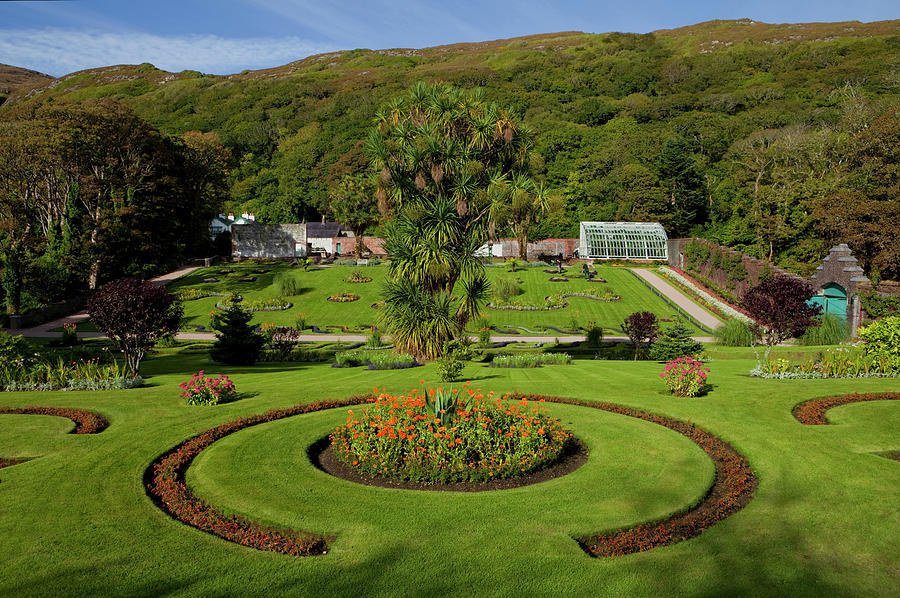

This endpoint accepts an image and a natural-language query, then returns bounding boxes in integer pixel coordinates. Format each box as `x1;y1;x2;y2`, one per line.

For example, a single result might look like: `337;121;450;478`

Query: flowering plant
330;384;572;483
179;371;237;405
660;357;709;397
61;322;80;346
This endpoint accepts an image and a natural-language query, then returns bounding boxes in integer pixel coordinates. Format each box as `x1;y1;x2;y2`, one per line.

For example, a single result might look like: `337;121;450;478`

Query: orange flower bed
330;386;573;484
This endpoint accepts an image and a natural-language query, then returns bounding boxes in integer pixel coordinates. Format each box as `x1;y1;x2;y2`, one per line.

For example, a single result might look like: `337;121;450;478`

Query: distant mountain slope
2;19;899;277
0;63;53;105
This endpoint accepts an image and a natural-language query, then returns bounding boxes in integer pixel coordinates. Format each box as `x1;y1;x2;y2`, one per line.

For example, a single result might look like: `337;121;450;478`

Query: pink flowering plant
179;371;237;405
660;356;710;397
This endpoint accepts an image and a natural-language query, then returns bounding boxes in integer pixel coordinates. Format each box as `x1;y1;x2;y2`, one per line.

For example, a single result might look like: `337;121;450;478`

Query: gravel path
5;264;719;343
629;269;723;330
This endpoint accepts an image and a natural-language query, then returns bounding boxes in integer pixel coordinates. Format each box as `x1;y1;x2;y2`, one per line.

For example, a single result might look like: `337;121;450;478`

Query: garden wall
667;238;803;301
7;295;86;330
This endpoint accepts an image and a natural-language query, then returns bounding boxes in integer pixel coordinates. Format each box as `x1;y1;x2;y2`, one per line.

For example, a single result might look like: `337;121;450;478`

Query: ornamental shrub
857;316;900;373
798;313;848;346
179;371;237;405
210;299;265;366
649;321;703;361
585;321;603;348
88;277;183;377
274;274;301;297
713;318;756;346
330;389;573;483
660;357;710;397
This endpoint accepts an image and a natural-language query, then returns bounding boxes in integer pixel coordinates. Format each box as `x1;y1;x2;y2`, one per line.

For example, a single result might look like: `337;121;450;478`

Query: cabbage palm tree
368;83;532;360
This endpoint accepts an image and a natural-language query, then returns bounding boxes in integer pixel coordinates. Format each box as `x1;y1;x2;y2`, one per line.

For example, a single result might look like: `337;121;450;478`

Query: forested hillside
1;18;899;312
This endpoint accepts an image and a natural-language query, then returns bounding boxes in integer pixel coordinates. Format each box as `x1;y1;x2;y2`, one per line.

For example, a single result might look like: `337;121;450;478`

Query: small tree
88;278;183;377
741;275;821;367
210;298;265;366
328;174;381;259
622;311;659;360
649;321;703;361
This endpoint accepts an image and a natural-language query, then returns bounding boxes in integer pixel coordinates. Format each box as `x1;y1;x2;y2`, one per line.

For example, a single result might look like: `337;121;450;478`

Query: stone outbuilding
231;223;307;259
809;243;870;333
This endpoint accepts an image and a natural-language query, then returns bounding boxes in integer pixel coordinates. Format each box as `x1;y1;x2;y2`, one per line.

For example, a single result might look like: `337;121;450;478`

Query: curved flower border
0;406;109;434
792;392;900;425
144;392;755;558
506;393;756;557
144;396;373;557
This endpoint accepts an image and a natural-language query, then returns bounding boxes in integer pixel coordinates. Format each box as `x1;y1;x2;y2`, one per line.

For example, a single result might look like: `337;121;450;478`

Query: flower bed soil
144;392;755;558
0;406;109;434
507;393;757;558
792;392;900;425
0;457;31;469
312;436;588;492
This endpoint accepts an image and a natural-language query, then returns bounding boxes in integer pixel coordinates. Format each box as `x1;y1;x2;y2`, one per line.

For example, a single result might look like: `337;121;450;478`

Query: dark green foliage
860;290;900;320
210;299;265;366
585;322;604;348
373;83;528;360
4;23;900;279
0;331;34;366
649;321;704;361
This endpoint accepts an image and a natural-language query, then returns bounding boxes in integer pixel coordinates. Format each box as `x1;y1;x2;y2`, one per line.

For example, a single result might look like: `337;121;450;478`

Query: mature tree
367;83;532;360
88;278;183;377
491;175;561;260
622;311;660;360
328;174;381;259
210;298;265;366
814;107;900;280
741;275;821;367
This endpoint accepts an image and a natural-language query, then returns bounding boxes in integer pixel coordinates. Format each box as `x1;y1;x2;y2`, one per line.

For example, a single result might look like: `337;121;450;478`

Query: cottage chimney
227;213;234;220
248;213;255;221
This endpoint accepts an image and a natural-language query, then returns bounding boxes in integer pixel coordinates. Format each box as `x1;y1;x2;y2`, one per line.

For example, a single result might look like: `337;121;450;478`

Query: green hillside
2;19;899;278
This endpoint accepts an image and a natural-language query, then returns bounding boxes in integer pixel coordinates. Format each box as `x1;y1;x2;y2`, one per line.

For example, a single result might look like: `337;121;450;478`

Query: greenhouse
578;222;669;260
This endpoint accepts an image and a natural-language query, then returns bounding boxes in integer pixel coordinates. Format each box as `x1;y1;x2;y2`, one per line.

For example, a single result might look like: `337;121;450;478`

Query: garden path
7;265;202;339
629;269;723;330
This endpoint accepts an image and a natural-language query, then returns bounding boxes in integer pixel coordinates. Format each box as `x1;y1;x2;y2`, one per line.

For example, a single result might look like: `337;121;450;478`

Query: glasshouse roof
578;222;669;260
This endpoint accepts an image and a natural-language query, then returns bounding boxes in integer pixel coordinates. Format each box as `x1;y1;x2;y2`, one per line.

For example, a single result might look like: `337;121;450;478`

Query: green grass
169;263;704;335
0;344;898;597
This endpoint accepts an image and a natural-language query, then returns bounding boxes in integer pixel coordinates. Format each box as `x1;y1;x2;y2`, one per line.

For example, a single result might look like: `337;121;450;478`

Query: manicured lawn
169;262;706;335
0;345;897;597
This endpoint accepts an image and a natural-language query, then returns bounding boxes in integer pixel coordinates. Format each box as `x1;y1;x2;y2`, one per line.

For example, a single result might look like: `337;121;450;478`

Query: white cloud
0;28;338;76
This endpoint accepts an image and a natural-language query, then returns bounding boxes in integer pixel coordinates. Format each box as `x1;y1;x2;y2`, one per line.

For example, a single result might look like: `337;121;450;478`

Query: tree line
0;99;229;314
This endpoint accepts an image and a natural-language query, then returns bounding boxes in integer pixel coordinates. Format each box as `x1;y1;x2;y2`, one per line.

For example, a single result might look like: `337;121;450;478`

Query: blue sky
1;0;897;77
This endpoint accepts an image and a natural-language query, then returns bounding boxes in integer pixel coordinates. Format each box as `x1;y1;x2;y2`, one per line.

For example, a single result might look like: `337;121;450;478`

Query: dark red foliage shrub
792;392;900;425
506;393;757;557
621;312;659;360
145;395;373;557
0;406;109;434
741;276;821;361
88;277;183;377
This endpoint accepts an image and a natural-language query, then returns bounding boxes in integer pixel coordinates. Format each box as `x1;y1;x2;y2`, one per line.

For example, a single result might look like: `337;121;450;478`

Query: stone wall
7;295;86;330
667;238;802;299
232;223;306;259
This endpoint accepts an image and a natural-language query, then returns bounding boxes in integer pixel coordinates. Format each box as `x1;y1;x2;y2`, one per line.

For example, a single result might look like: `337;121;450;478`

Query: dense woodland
1;19;899;313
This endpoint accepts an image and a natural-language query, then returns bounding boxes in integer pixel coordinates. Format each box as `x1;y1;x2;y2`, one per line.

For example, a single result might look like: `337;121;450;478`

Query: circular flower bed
328;292;360;303
330;388;573;484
